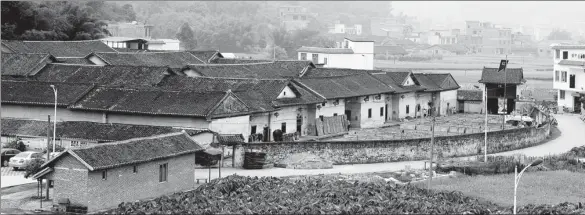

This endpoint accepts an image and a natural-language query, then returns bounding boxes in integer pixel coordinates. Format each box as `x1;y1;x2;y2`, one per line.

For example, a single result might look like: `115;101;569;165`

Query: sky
392;1;585;31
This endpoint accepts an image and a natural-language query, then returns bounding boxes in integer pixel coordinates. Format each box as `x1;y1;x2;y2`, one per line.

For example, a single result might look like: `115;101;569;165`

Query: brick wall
84;154;196;212
49;156;89;207
241;123;551;166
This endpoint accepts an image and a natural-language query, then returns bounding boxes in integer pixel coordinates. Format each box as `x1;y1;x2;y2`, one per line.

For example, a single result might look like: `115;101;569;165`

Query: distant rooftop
297;46;354;54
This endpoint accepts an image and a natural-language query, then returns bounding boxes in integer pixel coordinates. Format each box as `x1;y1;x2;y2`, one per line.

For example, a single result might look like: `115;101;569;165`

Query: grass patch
420;170;585;207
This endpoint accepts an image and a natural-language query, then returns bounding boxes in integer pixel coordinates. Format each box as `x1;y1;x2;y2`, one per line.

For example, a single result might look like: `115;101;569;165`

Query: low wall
239;123;551;166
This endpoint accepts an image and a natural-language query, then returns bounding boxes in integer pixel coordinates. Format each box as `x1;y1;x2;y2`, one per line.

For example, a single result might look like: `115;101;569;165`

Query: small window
159;163;168;182
380;107;384;116
251;125;257;135
406;105;410;114
300;53;307;60
555;50;560;59
133;165;137;174
102;170;107;180
560;90;565;100
322;102;326;106
319;115;324;121
368;108;372;118
563;51;568;59
281;123;286;132
71;141;79;147
555;70;559;82
324;58;328;65
333;113;338;116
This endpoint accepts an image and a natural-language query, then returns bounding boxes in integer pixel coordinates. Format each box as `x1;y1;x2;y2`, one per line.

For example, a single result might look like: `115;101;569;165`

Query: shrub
42;144;66;153
4;139;27;151
24;159;45;179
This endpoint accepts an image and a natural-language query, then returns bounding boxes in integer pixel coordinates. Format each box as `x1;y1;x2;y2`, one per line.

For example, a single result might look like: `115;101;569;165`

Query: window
281;123;287;132
324;58;328;65
562;71;567;82
555;70;559;82
300;53;307;60
133;165;137;174
293;15;298;20
560;90;565;100
406;105;410;114
251;125;257;135
312;54;318;63
71;141;79;147
301;16;306;20
563;51;568;59
319;115;324;121
380;107;384;116
555;50;560;59
102;170;107;180
322;102;326;106
159;163;168;182
333;113;338;116
368;109;372;118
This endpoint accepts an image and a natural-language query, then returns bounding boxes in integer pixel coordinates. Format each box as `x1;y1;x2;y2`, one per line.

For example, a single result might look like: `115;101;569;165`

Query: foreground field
105;175;585;214
423;170;585;207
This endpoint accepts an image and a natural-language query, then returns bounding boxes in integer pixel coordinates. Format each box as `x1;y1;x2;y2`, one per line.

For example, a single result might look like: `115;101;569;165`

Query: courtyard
332;114;520;141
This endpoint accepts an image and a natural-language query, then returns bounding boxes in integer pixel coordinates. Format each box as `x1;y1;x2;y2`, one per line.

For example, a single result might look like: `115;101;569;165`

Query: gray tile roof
1;118;213;142
93;52;206;68
479;67;525;84
1;80;94;107
1;53;55;76
295;72;393;99
185;60;314;78
186;50;222;63
42;132;204;171
2;40;116;57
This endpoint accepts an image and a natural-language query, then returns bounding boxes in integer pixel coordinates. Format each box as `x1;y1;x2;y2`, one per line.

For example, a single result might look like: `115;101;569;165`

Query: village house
551;44;585;113
421;45;469;56
33;132;204;212
1;40;116;64
1;118;215;150
297;37;374;70
457;90;484;113
99;37;181;51
277;5;314;31
181;60;315;79
328;23;363;35
369;70;460;120
373;45;408;60
479;67;525;114
294;68;394;129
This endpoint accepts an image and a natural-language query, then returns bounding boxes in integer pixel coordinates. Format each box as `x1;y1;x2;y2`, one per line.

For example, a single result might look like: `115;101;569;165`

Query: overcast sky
392;1;585;30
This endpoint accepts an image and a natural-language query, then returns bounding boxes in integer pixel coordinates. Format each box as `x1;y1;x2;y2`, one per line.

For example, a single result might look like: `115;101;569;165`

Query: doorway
385;104;388;121
296;114;302;134
569;74;576;89
575;96;582;113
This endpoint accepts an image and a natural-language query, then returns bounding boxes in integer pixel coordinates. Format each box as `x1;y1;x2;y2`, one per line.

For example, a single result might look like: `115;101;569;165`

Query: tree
3;139;26;151
176;22;197;50
548;29;572;40
402;24;414;39
24;159;44;179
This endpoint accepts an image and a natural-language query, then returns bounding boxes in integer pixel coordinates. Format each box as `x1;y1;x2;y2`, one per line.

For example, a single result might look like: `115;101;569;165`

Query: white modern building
328;24;363;35
551;44;585;113
297;38;374;70
100;37;181;51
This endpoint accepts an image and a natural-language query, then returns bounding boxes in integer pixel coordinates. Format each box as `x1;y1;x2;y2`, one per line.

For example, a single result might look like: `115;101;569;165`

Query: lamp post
513;159;543;214
50;85;57;153
427;93;436;190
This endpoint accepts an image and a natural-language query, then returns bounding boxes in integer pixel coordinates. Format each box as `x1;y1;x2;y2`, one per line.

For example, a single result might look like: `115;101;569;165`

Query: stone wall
241;123;551;166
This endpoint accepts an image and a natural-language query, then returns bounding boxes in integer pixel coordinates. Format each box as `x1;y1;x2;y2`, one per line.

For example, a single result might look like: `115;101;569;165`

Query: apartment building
551;44;585;113
297;38;374;70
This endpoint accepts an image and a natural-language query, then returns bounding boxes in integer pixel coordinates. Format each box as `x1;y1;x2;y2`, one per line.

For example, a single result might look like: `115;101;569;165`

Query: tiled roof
211;58;272;64
157;76;324;111
369;71;425;93
550;44;585;50
301;67;372;78
2;40;116;57
32;64;171;88
186;50;222;63
558;60;585;66
479;67;525;84
1;118;213;142
70;86;249;118
185;60;314;78
374;45;408;55
216;134;245;145
457;90;483;101
297;46;354;54
42;132;204;171
112;48;153;53
295;73;393;99
345;37;375;42
1;53;55;76
413;73;460;92
55;57;94;65
1;80;94;107
93;52;205;68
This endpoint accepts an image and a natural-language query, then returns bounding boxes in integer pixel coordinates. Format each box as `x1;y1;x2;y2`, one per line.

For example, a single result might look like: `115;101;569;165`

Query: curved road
201;114;585;179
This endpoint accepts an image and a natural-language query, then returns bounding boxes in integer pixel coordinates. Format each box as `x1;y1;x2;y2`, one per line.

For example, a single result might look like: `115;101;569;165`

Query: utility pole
427;94;436;190
502;55;508;130
46;115;51;200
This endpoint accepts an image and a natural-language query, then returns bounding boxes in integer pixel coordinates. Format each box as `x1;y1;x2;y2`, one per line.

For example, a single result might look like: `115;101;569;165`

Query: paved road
198;114;585;180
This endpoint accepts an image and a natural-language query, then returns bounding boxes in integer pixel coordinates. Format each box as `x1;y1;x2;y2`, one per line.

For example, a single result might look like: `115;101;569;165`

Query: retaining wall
238;123;551;166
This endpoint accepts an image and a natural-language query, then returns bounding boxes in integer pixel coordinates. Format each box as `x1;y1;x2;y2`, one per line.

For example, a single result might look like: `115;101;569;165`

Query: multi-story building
427;29;460;45
328;23;363;35
277;6;313;31
102;21;180;51
106;21;154;39
462;21;512;55
297;38;374;70
551;44;585;113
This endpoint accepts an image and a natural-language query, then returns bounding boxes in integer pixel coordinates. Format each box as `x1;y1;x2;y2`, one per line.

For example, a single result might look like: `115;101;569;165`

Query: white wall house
297;38;374;70
328;24;362;35
100;37;180;51
551;44;585;113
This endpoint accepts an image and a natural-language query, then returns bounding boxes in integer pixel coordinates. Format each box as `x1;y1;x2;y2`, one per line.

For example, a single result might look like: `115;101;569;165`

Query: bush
4;139;26;151
24;159;45;178
42;144;66;153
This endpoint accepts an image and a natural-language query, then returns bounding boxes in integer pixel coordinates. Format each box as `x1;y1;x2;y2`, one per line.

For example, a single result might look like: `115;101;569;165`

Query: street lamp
513;159;543;215
50;85;57;153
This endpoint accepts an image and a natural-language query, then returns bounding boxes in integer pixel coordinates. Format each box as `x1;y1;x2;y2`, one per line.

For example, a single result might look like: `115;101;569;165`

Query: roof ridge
71;131;187;150
21;40;103;43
